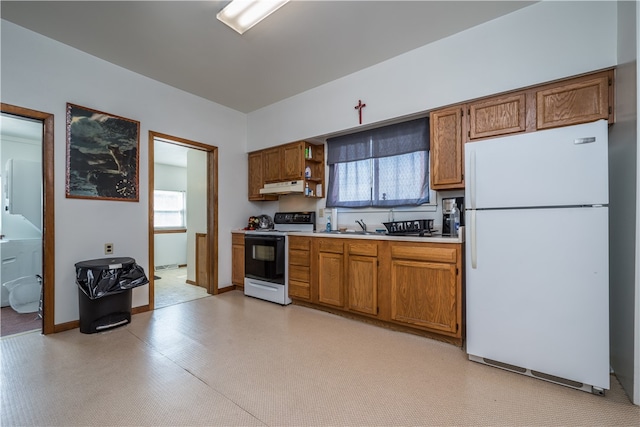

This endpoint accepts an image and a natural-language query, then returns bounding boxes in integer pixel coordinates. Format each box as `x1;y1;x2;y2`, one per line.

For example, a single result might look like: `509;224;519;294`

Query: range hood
259;180;305;195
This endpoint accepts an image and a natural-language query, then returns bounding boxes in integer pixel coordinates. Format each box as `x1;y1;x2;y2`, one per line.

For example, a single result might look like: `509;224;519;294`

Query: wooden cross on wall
354;99;366;124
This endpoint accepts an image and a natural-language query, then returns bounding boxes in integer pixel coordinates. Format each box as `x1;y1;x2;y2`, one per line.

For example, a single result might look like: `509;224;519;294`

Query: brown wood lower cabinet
196;233;208;288
288;236;311;300
315;238;345;308
390;259;457;333
346;241;378;316
289;236;463;346
231;233;245;288
389;243;460;335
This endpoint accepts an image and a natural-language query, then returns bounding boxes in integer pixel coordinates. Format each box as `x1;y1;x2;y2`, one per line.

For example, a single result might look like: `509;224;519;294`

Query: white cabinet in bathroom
4;159;42;231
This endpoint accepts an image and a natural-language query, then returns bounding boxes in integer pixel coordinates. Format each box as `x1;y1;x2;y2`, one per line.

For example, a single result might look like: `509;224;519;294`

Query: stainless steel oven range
244;211;315;305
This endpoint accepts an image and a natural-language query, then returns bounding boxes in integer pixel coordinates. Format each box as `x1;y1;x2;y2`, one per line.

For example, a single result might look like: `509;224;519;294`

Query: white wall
154;163;187;268
609;0;639;405
250;1;619;231
1;20;251;324
247;1;617;150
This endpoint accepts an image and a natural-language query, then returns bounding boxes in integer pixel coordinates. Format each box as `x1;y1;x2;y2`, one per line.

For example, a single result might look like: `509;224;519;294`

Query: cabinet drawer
289;236;310;250
347;241;378;257
289;280;310;300
289;265;310;282
232;233;244;245
289;249;310;266
318;239;344;254
391;245;457;264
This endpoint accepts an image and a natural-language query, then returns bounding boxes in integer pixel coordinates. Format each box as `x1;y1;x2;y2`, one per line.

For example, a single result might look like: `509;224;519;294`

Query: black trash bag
75;257;149;299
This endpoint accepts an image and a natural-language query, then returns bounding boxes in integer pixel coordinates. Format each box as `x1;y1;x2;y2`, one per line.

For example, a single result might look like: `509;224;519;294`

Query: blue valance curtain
326;117;430;208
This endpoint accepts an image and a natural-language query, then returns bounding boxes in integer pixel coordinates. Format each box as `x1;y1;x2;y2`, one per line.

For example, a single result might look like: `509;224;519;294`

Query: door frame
148;131;218;309
1;103;55;335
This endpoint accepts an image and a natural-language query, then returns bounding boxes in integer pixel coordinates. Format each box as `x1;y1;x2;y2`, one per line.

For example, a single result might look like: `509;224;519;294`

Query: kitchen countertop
233;228;464;244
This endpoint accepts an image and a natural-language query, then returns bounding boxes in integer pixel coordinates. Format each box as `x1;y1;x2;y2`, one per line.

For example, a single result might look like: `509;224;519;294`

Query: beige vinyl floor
1;290;638;427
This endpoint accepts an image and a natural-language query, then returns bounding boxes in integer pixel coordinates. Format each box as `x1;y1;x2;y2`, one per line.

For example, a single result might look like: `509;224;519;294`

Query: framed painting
66;103;140;201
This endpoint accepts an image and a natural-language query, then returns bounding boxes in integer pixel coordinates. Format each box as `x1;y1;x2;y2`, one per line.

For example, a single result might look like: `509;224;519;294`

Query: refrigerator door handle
470;210;477;269
574;136;596;145
469;149;476;209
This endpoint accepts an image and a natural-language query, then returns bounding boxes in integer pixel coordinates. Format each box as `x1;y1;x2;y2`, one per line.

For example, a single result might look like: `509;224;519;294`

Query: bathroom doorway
0;104;55;336
148;131;218;310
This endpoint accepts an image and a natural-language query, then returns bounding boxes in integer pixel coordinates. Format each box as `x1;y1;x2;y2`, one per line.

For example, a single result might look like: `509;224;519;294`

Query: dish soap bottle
451;205;460;237
326;214;332;232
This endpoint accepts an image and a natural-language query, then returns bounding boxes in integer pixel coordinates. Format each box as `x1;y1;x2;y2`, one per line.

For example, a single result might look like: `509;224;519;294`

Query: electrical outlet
104;243;114;255
319;208;325;218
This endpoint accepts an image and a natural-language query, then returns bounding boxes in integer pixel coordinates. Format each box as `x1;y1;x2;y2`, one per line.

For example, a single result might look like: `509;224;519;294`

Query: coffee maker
442;197;464;236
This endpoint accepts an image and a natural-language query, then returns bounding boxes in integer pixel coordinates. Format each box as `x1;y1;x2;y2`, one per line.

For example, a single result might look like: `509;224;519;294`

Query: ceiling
1;1;536;114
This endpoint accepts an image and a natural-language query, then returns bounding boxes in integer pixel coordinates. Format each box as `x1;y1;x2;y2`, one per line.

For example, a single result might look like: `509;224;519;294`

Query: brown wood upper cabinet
248;141;325;200
467;92;527;140
263;141;306;182
430;106;464;190
535;71;612;130
429;69;614;191
248;151;277;201
262;146;282;183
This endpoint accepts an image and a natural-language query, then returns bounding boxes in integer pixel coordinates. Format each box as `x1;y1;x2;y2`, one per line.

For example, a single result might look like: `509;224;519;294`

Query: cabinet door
262;147;281;182
281;142;304;181
390;259;457;334
536;73;610;130
231;234;244;287
248;151;277;201
317;251;344;308
248;152;263;200
347;255;377;315
430;106;464;189
468;93;526;140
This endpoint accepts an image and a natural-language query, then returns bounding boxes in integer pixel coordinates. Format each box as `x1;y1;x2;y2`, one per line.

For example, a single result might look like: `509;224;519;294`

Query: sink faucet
356;219;367;232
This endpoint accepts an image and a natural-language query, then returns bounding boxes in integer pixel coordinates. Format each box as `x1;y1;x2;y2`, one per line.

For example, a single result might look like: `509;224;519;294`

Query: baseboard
54;320;78;333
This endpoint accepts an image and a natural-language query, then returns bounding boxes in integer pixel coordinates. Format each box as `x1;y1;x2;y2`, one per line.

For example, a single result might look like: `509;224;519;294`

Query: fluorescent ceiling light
217;0;290;35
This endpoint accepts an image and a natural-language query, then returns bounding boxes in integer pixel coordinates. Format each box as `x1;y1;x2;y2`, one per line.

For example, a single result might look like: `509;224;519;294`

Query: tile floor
1;290;638;426
154;267;210;309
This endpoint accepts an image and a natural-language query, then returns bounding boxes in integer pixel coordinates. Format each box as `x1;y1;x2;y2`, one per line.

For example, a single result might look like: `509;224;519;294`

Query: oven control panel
274;211;315;225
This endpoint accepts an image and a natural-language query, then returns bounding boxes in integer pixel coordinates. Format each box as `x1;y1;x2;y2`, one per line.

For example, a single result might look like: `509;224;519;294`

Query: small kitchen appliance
244;212;315;305
442;197;464;236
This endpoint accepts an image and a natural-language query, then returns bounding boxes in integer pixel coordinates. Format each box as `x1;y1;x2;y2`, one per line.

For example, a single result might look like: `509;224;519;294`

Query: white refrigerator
464;119;610;394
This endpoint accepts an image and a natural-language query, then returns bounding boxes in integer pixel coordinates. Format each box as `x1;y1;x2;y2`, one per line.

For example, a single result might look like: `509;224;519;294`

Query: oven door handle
244;235;285;242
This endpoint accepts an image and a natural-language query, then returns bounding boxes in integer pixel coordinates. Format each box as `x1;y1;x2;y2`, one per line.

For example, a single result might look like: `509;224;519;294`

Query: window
326;118;430;208
154;190;186;228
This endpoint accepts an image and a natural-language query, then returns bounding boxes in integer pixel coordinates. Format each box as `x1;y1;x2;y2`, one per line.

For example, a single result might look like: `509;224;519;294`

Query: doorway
148;131;218;310
0;103;55;335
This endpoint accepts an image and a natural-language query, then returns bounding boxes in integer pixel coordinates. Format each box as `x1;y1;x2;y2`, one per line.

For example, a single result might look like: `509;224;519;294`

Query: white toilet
2;275;42;314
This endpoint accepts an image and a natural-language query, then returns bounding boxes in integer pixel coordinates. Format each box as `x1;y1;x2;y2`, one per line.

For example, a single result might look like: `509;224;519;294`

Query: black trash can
75;257;149;334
